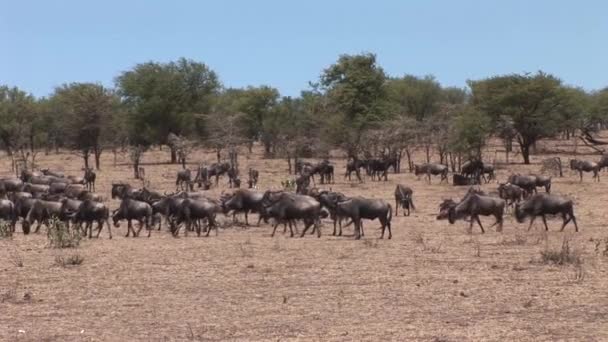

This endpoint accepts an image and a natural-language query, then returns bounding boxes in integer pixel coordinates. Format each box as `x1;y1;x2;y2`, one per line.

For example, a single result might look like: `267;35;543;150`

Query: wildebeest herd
1;154;604;241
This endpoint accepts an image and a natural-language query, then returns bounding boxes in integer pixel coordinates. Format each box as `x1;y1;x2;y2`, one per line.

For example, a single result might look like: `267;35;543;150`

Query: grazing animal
262;191;324;238
311;160;334;184
335;197;392;239
461;159;484;184
414;163;449;184
221;189;267;226
368;159;390;181
112;198;153;237
570;159;600;182
394;184;415;216
83;168;96;191
507;174;537;197
497;183;524;210
111;183;137;200
317;190;349;236
69;200;112;239
515;194;578;232
247;168;259;188
174;198;222;237
446;193;505;233
0;199;17;233
176;169;194;191
13;195;36;234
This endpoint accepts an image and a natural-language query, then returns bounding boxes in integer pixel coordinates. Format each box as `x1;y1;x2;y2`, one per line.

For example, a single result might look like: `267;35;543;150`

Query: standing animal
151;193;188;230
173;198;222;237
394;184;415;216
221;189;267;226
247;168;259;188
227;167;240;188
497;183;524;210
334;197;392;239
344;159;366;182
414;163;449;184
262;191;324;238
461;159;484;184
13;195;35;234
317;190;349;236
83;168;96;191
532;174;552;193
482;164;495;183
1;178;24;192
23;200;63;233
207;162;231;185
112;198;153;237
69;200;112;239
176;169;194;191
0;199;17;233
41;169;65;178
446;193;505;233
515;194;578;232
507;174;537;197
570;159;600;182
22;183;50;196
111;183;137;200
368;159;390;181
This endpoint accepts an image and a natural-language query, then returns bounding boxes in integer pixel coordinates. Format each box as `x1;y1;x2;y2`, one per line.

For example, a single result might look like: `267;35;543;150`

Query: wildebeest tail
320;207;330;219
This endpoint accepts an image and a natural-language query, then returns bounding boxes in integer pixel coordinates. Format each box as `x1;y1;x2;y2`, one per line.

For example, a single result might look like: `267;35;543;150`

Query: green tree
469;72;565;164
51;83;118;169
385;75;442;121
320;53;387;158
116;58;220;162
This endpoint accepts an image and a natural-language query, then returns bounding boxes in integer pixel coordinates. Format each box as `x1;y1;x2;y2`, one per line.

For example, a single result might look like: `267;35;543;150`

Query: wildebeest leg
474;215;485;233
271;222;280;237
527;216;537;231
579;170;583;182
88;222;94;238
135;219;144;237
314;218;321;238
541;215;549;231
300;221;311;237
571;213;579;232
245;212;249;226
359;220;365;237
95;221;103;238
559;213;571;232
105;219;113;239
126;220;133;237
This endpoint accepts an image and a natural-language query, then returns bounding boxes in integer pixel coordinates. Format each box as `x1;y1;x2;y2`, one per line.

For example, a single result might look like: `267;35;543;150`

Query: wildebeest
445;192;505;233
461;159;484;184
497;183;524;210
482;164;495;183
112;198;153;237
453;174;478;186
20;169;43;182
23;200;63;233
1;178;24;192
152;193;188;230
83;168;96;191
207;162;231;185
227;167;240;188
68;200;112;239
176;169;194;191
41;168;65;178
367;159;390;181
317;190;349;236
507;174;537;197
22;183;50;196
414;163;449;184
13;195;36;234
247;168;259;189
515;193;578;232
262;191;324;238
111;183;137;200
570;159;600;182
311;160;334;184
48;181;69;194
394;184;415;216
295;173;312;195
0;199;17;233
221;189;267;226
335;197;392;239
173;198;222;237
344;159;366;182
532;174;552;193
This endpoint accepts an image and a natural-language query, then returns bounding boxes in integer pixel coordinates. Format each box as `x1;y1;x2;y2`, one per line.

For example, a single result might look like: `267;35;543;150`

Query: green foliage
116;58;220;146
0;220;12;239
385;75;443;121
449;106;491;157
0;86;42;155
469;71;565;163
47;217;81;249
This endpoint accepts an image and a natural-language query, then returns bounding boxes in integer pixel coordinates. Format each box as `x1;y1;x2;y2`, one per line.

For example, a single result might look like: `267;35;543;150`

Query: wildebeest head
514;203;526;223
436;199;457;220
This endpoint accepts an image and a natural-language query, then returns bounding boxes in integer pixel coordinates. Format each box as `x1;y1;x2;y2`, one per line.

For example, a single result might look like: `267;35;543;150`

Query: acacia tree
469;72;565;164
385;75;443;121
116;58;220;163
320;53;388;160
51;83;117;169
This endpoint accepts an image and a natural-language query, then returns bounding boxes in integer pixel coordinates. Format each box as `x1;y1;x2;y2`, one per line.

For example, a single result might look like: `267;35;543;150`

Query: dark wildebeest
83;168;96;191
41;169;65;178
227;167;240;188
295;160;314;175
49;181;69;194
13;194;35;234
112;198;153;237
23;200;63;233
532;174;552;193
515;193;578;232
1;178;24;192
394;184;415;216
173;198;222;237
76;191;104;203
507;174;537;197
335;197;392;239
0;199;17;233
368;159;390;181
311;161;334;184
461;159;484;184
221;189;267;226
207;162;231;185
453;174;478;186
445;192;505;233
111;183;138;200
414;163;448;184
20;169;43;183
317;190;349;236
68;200;112;239
262;191;324;238
482;164;495;183
344;159;366;182
176;169;194;191
570;159;600;182
247;168;259;189
22;183;50;196
67;175;85;185
152;193;188;230
497;183;524;211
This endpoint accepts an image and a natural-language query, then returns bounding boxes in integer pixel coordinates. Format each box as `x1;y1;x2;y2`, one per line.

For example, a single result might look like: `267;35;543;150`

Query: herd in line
0;153;605;240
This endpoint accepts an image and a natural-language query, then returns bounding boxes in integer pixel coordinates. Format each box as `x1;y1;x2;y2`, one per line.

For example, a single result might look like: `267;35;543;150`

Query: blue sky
2;0;607;97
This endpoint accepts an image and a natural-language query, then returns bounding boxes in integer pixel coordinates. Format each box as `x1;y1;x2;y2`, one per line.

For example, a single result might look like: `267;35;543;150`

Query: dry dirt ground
1;139;608;341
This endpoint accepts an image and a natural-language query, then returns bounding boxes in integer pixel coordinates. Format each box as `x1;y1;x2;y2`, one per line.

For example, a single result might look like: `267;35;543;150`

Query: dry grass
1;138;608;340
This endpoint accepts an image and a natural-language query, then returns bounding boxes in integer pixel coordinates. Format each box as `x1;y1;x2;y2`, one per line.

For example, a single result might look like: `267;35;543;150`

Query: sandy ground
1;139;608;341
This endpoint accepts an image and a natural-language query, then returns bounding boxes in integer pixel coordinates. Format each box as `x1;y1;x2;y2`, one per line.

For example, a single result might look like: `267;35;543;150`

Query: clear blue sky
2;0;607;98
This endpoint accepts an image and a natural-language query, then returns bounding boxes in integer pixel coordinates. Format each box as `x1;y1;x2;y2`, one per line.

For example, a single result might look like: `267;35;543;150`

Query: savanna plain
1;138;608;342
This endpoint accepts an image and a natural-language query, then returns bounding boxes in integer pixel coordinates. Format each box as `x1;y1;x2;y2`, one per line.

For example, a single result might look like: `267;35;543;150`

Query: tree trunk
170;148;177;164
405;148;413;172
248;141;253;153
520;143;531;164
94;145;102;170
287;155;292;174
133;159;140;179
425;145;431;163
216;149;221;163
83;150;90;169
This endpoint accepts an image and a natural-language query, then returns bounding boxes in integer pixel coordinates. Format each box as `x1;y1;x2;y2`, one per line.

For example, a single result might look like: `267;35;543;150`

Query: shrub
54;254;84;267
540;237;582;266
0;220;12;239
47;217;81;248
